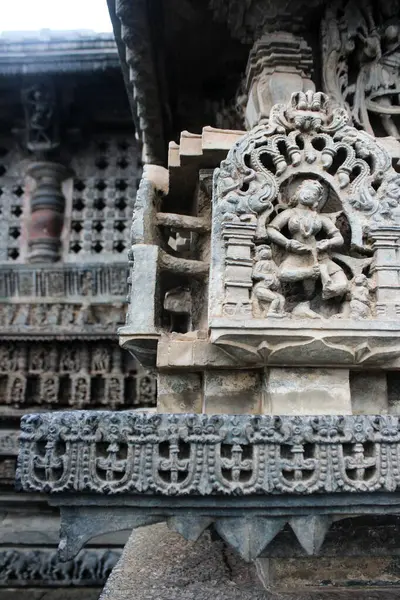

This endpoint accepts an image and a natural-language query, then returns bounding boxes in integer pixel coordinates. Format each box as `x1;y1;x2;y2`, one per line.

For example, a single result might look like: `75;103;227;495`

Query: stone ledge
16;412;400;496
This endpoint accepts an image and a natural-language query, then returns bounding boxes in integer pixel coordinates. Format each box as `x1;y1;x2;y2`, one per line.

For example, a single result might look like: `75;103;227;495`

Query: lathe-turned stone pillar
244;31;315;128
27;161;70;263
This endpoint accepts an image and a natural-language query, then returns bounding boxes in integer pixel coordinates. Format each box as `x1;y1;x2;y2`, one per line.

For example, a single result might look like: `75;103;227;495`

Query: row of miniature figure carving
0;265;129;298
0;302;125;328
0;548;120;585
1;372;156;408
0;342;133;374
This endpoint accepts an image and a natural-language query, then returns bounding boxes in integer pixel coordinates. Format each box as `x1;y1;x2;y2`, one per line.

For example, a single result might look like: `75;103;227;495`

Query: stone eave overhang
107;0;167;165
0;33;120;75
16;411;400;561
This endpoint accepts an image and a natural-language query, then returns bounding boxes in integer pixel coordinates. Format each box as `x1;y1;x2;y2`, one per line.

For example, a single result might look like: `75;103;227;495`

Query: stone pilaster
27;161;70;263
222;219;256;316
370;226;400;319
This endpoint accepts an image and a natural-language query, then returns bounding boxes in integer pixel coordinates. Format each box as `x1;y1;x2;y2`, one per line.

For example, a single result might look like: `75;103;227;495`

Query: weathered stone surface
215;517;285;561
204;370;262;414
351;372;389;415
264;368;351;415
260;554;400;593
1;591;101;600
100;523;266;600
17;411;400;495
158;373;203;413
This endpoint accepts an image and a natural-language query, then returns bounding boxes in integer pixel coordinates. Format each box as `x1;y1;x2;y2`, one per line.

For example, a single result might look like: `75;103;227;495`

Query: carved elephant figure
25;551;43;580
49;553;73;581
12;551;37;580
100;550;120;579
73;551;100;581
44;552;72;581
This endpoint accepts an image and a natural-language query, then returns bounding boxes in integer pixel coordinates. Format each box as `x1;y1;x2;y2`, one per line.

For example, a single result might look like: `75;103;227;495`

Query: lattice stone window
0;141;26;263
69;136;140;258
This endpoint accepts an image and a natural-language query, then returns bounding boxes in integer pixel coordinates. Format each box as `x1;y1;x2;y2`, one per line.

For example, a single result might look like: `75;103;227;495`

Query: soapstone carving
322;0;400;138
212;91;400;322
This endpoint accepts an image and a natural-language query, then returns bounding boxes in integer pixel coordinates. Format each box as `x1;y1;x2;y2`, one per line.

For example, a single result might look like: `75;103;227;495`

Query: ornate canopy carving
214;91;399;248
209;92;400;364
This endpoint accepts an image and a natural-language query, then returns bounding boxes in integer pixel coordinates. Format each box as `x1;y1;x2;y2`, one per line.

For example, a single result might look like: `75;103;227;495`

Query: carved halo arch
214;91;400;250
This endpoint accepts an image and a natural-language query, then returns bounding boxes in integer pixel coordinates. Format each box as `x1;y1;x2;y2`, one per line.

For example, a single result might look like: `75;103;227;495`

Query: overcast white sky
1;0;113;33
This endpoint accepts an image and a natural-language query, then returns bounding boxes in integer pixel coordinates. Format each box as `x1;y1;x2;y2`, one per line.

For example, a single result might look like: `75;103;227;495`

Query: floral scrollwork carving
16;412;400;496
212;91;400;320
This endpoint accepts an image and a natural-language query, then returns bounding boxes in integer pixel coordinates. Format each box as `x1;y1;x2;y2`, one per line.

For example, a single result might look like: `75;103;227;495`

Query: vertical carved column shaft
370;226;400;319
244;32;315;128
222;221;256;316
27;161;70;263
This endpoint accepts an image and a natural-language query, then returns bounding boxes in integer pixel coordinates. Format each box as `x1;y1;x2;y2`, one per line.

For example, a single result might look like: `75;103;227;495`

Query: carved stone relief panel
0;264;129;299
0;548;121;587
0;341;156;411
209;92;400;364
0;302;125;333
68;135;140;260
17;412;400;496
212;92;389;319
22;82;59;153
322;0;400;139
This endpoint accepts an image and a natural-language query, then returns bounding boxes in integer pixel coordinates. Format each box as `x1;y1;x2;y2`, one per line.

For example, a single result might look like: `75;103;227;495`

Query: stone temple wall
0;127;156;598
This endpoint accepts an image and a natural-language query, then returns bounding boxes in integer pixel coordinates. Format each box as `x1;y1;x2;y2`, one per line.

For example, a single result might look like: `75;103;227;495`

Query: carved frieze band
0;302;125;333
17;412;400;495
0;548;120;586
0;264;128;298
0;342;156;409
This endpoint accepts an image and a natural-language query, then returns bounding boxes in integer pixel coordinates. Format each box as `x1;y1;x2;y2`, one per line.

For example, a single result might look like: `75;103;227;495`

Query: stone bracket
57;505;162;561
